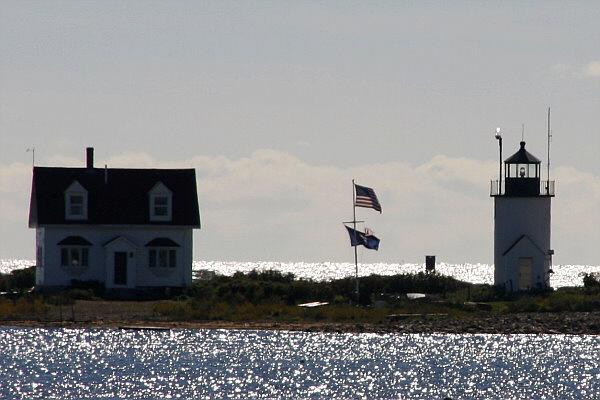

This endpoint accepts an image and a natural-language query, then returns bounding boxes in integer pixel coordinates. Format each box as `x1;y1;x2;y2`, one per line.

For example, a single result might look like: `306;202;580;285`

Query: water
3;259;599;288
191;260;600;288
2;260;599;398
0;327;597;399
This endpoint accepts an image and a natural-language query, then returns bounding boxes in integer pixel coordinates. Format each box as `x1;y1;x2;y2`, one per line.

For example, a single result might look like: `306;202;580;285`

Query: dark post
425;255;435;273
352;180;359;305
495;129;502;194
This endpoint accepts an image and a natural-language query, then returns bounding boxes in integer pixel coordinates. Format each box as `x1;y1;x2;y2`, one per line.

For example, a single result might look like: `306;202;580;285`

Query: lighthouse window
508;164;517;178
508;164;538;178
529;164;538;178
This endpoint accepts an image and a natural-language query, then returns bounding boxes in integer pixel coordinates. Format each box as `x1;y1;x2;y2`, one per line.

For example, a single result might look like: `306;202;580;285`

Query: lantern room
504;141;542;196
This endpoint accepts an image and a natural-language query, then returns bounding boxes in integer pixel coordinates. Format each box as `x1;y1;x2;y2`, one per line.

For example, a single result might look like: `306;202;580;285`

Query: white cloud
583;61;600;77
1;150;598;265
0;163;32;239
553;166;600;233
0;162;31;194
42;155;86;168
552;61;600;78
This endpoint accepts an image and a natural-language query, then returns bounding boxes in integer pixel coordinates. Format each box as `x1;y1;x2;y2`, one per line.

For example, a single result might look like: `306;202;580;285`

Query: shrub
0;266;36;293
186;269;335;305
583;273;600;294
545;292;584;312
70;280;105;297
331;272;471;305
67;288;96;300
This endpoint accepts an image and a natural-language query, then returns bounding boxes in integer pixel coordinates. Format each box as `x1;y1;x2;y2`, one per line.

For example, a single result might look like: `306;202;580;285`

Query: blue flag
345;226;380;250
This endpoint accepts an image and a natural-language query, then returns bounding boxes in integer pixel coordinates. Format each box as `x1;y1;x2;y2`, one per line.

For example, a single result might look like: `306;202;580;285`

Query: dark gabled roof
103;236;139;248
57;236;93;246
505;141;541;164
29;167;201;227
145;238;181;247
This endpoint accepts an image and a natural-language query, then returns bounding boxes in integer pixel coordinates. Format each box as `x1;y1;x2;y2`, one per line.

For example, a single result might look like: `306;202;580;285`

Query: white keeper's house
28;148;201;294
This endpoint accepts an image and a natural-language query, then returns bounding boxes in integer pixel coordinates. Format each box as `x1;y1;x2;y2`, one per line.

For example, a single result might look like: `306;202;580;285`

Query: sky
1;1;599;265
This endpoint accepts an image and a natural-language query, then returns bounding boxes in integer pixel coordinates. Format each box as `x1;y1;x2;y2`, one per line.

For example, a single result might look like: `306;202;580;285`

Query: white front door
104;237;137;289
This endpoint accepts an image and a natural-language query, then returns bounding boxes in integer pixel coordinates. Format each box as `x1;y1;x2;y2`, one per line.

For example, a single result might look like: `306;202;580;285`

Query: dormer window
153;196;169;216
65;181;88;220
69;194;84;214
149;182;172;222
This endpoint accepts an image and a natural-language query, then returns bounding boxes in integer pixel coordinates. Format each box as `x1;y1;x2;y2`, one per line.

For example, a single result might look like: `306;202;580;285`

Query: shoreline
3;311;600;335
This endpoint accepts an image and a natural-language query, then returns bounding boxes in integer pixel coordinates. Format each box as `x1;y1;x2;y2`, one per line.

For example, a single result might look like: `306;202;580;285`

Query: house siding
37;226;193;288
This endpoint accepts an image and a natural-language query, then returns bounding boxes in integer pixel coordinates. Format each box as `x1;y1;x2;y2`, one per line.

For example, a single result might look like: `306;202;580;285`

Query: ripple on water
2;259;599;287
0;327;599;399
192;260;600;288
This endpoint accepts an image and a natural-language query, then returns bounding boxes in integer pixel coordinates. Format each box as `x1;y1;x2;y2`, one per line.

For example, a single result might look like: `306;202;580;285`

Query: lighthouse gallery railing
490;180;555;196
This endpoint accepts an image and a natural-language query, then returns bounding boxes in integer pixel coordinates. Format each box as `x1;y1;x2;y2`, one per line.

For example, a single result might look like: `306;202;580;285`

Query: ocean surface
2;259;600;288
1;260;600;399
1;327;599;400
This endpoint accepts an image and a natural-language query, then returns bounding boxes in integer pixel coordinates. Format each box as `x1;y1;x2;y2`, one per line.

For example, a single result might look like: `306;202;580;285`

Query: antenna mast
547;107;552;187
26;147;35;167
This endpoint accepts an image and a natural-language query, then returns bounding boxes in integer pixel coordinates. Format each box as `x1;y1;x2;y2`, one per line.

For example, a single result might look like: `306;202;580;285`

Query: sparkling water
2;259;599;288
192;260;600;288
0;327;598;399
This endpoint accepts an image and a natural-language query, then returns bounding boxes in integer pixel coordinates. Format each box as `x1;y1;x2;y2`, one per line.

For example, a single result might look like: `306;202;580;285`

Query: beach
2;300;599;335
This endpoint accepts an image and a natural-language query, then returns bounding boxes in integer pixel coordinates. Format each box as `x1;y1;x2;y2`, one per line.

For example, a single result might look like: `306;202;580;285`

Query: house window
68;194;85;216
153;196;169;217
57;236;92;267
148;248;177;268
61;247;89;267
149;182;172;221
146;237;179;268
37;246;44;268
65;181;88;220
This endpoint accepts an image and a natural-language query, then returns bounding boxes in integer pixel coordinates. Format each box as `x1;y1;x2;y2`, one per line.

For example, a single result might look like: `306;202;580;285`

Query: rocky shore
3;311;600;335
368;311;600;335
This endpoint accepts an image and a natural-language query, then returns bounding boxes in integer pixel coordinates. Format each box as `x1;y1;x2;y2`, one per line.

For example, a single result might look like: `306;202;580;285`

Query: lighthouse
491;132;555;292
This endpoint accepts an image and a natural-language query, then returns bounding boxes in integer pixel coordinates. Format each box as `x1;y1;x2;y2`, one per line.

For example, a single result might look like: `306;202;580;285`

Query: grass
147;271;508;323
490;290;600;313
149;270;600;323
2;268;600;325
0;297;49;318
151;299;462;324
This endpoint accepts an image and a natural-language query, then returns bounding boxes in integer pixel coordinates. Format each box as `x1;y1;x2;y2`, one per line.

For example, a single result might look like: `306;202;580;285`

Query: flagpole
352;179;359;305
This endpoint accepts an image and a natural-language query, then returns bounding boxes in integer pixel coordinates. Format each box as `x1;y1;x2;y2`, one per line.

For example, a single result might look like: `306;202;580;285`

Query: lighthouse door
518;257;533;290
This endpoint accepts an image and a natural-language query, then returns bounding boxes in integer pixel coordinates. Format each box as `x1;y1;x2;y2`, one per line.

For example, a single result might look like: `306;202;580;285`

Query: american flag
354;184;382;213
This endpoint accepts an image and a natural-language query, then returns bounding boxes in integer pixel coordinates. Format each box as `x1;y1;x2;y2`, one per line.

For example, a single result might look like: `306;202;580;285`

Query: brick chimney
86;147;94;169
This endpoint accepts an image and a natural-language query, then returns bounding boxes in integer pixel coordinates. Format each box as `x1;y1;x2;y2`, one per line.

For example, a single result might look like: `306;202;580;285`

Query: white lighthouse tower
491;132;555;292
